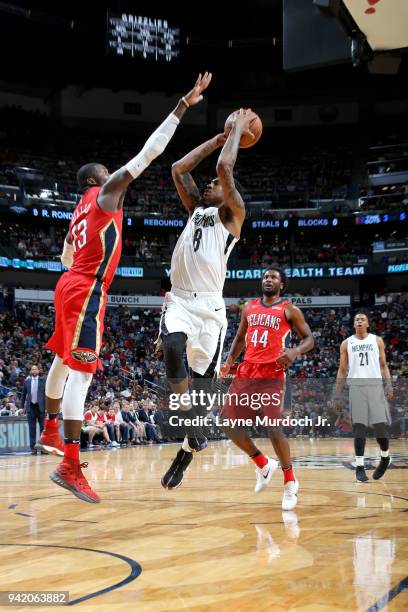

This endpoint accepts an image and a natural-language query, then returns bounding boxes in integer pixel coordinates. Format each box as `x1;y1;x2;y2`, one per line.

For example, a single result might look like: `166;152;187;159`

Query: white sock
182;437;193;453
355;456;364;467
380;450;389;458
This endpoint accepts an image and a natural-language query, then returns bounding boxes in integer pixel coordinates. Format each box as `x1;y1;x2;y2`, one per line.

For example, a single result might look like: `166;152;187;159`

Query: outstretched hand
184;72;212;106
228;108;256;142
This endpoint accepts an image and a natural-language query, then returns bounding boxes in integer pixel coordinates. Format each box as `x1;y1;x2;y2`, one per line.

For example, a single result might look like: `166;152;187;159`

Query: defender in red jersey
220;267;314;510
36;73;213;503
45;187;123;374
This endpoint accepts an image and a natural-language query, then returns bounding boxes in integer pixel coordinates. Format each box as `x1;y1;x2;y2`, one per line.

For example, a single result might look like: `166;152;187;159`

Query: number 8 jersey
346;333;381;379
170;206;238;293
69;186;123;290
244;298;292;365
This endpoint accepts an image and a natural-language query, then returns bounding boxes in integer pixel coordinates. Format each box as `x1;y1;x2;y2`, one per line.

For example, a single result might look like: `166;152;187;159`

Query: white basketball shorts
159;288;227;376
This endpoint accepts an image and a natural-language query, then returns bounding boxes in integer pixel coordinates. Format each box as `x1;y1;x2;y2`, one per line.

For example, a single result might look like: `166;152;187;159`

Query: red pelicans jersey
244;298;292;365
69;186;123;289
45;186;123;373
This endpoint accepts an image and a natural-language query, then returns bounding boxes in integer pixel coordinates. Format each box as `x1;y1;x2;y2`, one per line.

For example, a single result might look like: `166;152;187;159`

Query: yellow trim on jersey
281;329;290;351
95;283;105;352
97;219;120;281
71;279;97;350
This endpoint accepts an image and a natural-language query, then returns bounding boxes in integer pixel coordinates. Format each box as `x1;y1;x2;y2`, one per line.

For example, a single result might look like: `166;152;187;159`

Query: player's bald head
77;163;109;191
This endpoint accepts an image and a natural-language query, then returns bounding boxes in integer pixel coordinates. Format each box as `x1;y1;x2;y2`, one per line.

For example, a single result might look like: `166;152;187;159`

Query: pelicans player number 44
220;267;314;510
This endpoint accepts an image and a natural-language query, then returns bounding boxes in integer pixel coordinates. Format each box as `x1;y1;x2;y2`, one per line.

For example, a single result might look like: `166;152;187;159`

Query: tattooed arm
216;108;254;237
172;133;227;213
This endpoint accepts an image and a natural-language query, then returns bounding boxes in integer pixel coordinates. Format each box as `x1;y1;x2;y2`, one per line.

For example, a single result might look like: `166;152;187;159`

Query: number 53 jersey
69;186;123;289
45;186;123;373
170;206;237;293
244;298;292;366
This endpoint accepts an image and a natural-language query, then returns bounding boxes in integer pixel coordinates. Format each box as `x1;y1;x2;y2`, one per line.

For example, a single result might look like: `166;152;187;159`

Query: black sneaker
161;448;194;489
356;466;369;482
373;456;391;480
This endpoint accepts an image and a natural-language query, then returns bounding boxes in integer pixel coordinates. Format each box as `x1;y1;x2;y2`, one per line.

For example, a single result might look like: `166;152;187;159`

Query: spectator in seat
83;404;111;448
97;404;119;447
138;401;160;443
128;399;146;443
113;401;132;445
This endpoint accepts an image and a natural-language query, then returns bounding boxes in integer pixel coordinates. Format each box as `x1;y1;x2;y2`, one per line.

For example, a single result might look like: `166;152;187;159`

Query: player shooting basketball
160;108;259;490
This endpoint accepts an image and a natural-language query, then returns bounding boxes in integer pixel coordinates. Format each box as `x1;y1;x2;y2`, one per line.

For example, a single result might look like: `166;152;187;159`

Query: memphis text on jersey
192;210;215;227
351;343;375;353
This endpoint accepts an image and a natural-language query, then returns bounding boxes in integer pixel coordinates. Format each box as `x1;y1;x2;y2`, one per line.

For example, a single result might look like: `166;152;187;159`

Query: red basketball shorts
45;271;107;373
222;361;286;423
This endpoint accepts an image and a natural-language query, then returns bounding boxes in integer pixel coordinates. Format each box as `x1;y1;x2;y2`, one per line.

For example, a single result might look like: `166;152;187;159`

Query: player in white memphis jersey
160;108;256;490
334;311;393;482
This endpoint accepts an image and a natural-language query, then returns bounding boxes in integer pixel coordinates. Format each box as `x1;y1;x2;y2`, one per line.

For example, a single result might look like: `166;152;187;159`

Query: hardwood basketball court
0;439;407;611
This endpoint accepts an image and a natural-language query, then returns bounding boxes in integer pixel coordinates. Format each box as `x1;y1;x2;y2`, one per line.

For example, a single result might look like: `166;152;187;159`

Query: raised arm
216;108;255;237
97;72;212;212
172;133;227;213
219;304;248;377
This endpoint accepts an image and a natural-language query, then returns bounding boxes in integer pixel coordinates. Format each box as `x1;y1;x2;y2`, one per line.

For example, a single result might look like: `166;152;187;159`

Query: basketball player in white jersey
334;311;393;482
160;108;255;489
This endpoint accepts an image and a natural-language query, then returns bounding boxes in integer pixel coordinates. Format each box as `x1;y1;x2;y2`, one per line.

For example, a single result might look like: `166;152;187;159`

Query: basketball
224;110;263;148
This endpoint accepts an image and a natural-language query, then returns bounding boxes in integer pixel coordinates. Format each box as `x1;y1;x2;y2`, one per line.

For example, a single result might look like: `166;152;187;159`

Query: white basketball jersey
170;206;238;293
346;333;382;379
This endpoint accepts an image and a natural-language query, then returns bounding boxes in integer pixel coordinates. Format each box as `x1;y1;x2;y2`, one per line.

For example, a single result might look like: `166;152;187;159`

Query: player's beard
263;287;279;297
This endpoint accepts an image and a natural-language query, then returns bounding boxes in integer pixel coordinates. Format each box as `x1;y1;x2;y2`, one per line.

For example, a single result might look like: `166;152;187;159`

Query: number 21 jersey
69;186;123;290
170;206;238;293
346;333;381;379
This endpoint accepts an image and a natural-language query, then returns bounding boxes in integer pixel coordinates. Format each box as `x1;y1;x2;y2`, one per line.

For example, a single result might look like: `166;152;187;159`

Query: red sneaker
50;459;101;503
35;428;64;456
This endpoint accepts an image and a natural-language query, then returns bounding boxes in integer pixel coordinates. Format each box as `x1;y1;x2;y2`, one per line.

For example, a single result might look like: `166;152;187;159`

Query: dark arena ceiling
0;0;407;101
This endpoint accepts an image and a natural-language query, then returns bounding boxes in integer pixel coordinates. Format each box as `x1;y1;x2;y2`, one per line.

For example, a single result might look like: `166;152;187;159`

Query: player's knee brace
62;369;93;420
45;355;70;399
163;332;188;381
373;422;388;438
191;370;214;415
353;423;366;438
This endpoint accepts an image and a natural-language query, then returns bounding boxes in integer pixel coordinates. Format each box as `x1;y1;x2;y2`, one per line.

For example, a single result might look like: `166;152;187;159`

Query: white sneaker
254;457;278;493
110;441;119;447
282;479;299;510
